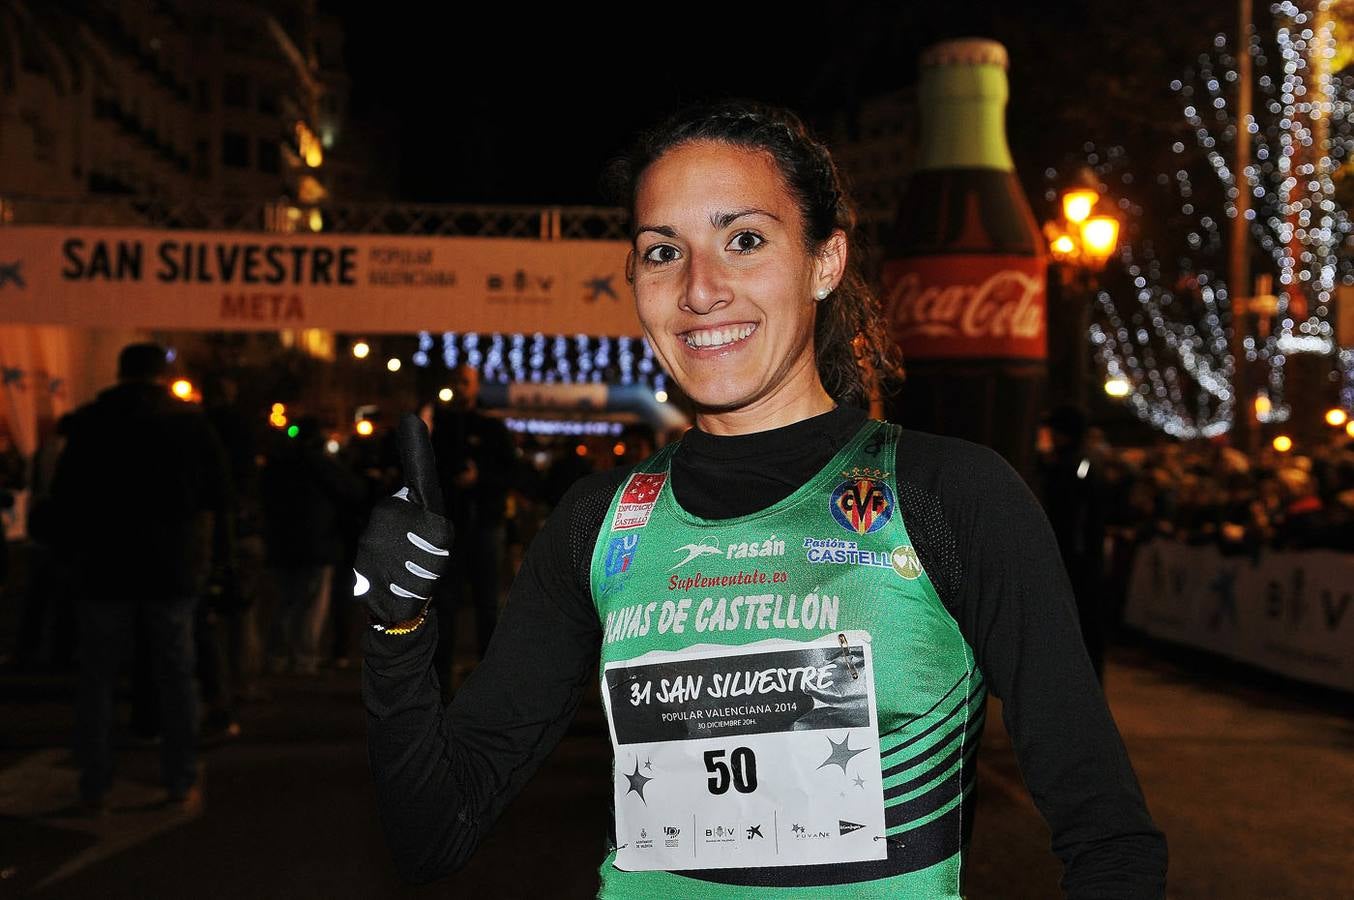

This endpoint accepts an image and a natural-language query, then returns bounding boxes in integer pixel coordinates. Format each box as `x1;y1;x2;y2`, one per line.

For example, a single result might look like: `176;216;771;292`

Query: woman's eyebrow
634;224;678;240
711;207;781;229
633;208;781;241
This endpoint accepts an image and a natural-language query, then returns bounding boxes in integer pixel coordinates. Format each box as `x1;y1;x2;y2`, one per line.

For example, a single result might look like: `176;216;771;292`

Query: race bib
601;632;887;871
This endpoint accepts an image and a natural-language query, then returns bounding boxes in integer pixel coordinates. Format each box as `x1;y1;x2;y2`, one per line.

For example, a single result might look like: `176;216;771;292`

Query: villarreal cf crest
829;468;895;535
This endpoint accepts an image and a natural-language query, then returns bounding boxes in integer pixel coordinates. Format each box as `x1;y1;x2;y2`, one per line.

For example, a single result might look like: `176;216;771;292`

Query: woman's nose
681;249;732;315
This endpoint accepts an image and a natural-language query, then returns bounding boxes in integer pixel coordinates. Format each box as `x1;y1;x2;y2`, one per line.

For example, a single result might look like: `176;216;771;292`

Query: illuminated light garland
504;417;625;436
398;332;665;388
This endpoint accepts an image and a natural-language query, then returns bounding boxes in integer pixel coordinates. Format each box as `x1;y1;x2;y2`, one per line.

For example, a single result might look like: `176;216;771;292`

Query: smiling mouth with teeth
683;323;758;349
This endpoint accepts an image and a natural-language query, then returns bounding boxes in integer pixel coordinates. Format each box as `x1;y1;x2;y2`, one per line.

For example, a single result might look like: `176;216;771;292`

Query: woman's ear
815;229;848;293
625;249;637;285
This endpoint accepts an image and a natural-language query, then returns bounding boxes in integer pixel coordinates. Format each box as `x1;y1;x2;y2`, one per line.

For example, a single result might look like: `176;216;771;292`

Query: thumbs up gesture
354;414;454;632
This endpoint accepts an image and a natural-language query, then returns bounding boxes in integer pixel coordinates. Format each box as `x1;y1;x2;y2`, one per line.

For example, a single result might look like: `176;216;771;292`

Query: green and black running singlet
363;406;1165;896
590;419;985;898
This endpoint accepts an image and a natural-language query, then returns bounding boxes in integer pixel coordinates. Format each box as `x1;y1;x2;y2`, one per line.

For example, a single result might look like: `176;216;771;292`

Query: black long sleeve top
363;405;1167;898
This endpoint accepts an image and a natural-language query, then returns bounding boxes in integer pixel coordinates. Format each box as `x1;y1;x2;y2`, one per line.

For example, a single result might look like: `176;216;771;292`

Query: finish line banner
0;226;639;335
1125;539;1354;693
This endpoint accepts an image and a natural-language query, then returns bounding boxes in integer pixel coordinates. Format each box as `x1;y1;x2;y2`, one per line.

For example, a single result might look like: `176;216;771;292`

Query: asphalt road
2;637;1350;898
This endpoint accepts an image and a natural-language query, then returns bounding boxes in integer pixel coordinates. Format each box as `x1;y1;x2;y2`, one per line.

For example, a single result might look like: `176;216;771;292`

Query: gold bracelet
370;601;432;636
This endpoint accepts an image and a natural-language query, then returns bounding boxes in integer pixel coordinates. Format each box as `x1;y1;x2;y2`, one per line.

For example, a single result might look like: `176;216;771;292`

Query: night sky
328;2;1231;208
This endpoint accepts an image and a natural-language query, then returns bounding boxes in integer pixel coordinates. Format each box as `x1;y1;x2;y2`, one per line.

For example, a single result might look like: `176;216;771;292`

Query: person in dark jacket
1038;405;1108;682
199;376;259;731
260;415;364;674
0;431;24;595
15;415;74;670
428;365;515;701
52;343;230;812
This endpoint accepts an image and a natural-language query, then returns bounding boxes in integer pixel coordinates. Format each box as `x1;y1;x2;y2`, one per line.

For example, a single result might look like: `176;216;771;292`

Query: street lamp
1104;375;1131;397
1050;234;1076;258
1254;393;1273;419
1062;189;1099;225
1080;216;1120;263
1044;181;1121;408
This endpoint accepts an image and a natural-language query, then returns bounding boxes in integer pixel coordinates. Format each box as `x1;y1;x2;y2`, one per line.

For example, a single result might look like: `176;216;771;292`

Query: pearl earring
815;287;830;301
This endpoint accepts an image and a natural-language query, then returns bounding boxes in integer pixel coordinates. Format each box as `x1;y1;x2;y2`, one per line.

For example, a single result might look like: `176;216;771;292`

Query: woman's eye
727;231;764;253
642;244;681;265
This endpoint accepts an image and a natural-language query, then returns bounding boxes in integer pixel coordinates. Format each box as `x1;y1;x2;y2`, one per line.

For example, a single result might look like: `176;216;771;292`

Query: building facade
827;87;917;230
0;0;355;206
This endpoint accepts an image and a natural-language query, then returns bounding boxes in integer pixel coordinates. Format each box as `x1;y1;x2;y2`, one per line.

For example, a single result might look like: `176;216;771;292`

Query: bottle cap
920;38;1009;70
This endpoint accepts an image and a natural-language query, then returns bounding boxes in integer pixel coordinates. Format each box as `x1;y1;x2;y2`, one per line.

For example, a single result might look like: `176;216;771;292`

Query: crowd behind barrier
1092;433;1354;556
1091;431;1354;693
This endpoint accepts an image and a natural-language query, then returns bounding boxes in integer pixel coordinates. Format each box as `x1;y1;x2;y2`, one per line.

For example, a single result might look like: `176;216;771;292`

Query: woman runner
356;101;1166;899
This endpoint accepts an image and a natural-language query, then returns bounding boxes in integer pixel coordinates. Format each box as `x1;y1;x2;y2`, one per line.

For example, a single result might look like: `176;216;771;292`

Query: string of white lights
1176;6;1345;416
417;330;664;394
1340;347;1354;409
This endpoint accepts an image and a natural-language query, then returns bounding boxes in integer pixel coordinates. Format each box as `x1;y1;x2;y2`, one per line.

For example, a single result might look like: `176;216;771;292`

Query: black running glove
353;414;453;630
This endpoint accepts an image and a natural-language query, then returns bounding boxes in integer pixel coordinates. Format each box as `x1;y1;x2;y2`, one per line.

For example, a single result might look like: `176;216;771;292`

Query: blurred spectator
201;376;259;726
51;342;230;812
542;440;597;509
133;377;256;744
1275;464;1325;549
260;415;364;675
328;443;379;670
1216;473;1263;558
0;430;24;593
14;415;74;670
1038;405;1108;682
619;423;656;467
429;364;515;702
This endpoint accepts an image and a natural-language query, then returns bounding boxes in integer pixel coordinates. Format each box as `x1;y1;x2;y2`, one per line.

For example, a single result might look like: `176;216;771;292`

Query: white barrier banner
1125;540;1354;692
0;226;639;335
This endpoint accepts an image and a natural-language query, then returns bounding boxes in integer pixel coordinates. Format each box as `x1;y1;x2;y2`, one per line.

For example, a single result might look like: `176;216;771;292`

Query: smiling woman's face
631;140;843;433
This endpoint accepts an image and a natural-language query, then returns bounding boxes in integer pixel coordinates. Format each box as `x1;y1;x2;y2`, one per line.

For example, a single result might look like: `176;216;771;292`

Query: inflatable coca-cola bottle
881;38;1046;476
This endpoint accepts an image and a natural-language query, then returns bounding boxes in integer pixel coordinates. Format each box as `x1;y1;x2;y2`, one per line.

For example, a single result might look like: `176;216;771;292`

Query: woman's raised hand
353;414;453;630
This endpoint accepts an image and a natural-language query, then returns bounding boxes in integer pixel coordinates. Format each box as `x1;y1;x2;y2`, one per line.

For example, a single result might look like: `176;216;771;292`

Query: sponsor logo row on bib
605;532;923;593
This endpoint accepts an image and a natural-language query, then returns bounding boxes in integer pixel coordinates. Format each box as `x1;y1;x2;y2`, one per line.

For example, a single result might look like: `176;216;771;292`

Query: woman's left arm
900;434;1167;900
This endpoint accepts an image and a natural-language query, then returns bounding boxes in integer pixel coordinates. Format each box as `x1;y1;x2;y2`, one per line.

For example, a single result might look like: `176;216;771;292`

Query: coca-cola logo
885;269;1044;343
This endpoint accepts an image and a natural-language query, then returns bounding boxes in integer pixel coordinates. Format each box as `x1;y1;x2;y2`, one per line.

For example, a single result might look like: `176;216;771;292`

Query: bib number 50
704;747;758;795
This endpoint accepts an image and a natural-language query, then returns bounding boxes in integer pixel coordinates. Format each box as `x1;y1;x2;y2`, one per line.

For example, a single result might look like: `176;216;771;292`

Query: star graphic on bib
644;758;653;772
853;774;866;789
624;757;654;803
818;733;868;775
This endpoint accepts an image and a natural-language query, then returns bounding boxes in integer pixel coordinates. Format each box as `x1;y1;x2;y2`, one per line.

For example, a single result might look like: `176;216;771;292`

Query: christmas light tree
1060;1;1353;438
